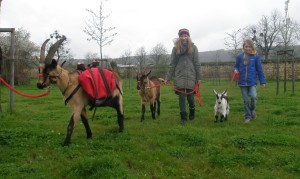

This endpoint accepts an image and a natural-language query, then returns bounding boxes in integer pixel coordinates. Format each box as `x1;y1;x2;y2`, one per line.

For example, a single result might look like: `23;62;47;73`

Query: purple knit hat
178;28;190;37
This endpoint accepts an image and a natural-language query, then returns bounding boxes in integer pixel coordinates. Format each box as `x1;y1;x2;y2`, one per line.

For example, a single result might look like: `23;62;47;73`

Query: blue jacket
234;52;266;86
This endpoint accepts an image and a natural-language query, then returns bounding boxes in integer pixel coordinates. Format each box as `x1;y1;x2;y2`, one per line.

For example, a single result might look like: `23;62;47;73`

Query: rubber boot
180;112;187;125
189;108;195;120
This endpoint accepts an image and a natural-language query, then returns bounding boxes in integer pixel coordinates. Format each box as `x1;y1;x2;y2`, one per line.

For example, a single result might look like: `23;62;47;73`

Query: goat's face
36;36;66;89
136;70;151;90
214;89;228;105
37;60;59;89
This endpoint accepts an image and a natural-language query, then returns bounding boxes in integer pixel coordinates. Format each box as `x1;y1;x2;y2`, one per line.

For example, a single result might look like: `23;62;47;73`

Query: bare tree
279;0;300;49
84;52;99;64
135;46;147;72
84;0;117;60
249;10;282;60
121;49;132;66
150;43;168;66
120;48;133;88
224;28;243;58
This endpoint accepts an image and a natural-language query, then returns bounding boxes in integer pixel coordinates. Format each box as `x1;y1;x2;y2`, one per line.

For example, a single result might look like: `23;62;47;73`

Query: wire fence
119;59;300;89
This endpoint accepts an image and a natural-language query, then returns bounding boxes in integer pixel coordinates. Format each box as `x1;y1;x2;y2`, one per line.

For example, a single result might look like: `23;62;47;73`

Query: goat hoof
62;143;70;147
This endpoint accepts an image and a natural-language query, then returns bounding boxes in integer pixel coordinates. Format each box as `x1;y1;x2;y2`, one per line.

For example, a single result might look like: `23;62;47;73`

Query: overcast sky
1;0;300;59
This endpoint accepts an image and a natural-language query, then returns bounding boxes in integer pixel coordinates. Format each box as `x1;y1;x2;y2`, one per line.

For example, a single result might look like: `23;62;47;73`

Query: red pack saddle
78;67;116;103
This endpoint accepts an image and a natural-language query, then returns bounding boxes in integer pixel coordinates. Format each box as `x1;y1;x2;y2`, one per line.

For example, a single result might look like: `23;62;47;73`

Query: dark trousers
178;89;195;113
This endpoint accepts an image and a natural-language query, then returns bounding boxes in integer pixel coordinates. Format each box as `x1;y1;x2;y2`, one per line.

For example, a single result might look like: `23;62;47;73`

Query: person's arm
255;54;266;86
233;54;240;73
165;47;177;83
193;45;201;82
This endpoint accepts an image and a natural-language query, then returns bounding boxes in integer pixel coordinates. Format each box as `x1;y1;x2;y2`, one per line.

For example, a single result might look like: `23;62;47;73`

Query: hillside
200;45;300;63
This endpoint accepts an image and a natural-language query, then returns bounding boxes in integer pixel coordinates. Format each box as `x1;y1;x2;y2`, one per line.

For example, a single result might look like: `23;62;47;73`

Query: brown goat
36;36;124;146
136;70;163;121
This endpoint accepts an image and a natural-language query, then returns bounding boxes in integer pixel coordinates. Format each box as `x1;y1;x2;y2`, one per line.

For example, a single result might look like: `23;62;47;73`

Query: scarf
243;49;256;65
178;42;188;56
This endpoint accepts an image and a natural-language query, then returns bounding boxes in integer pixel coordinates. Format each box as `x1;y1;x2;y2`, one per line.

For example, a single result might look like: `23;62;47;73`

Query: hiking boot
189;108;195;120
245;118;251;123
180;112;187;125
251;111;257;120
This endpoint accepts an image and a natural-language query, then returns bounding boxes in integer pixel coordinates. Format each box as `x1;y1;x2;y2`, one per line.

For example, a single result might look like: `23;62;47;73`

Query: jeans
178;89;195;113
240;86;257;119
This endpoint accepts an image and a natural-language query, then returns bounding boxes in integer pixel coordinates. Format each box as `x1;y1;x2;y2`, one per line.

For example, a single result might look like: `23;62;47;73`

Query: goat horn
44;35;66;64
40;39;50;63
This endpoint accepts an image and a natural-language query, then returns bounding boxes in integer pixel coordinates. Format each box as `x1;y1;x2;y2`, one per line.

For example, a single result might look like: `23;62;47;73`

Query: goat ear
213;89;218;95
51;59;58;68
146;70;151;77
222;89;228;95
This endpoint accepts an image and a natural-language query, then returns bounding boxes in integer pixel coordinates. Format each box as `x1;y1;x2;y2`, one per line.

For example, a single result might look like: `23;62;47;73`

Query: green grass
0;79;300;178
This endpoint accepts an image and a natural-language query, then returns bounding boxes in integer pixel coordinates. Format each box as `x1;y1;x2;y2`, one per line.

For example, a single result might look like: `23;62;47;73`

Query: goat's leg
141;104;145;122
115;103;124;132
150;103;155;120
214;111;218;122
157;99;161;116
63;114;75;146
80;108;92;139
111;96;124;132
154;101;157;114
220;115;224;122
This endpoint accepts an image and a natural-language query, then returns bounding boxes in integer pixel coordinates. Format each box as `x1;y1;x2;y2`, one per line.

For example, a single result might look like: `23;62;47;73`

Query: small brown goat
36;36;124;146
136;70;163;121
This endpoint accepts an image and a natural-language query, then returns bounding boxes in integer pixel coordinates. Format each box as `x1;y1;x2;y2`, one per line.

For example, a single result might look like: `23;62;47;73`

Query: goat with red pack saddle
36;36;124;146
136;68;164;121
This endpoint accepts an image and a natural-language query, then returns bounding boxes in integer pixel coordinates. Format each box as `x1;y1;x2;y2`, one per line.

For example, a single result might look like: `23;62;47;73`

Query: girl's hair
243;38;256;65
243;38;256;50
175;37;193;55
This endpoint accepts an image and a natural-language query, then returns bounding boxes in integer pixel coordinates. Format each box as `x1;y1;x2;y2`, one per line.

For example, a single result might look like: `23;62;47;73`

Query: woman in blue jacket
234;38;266;123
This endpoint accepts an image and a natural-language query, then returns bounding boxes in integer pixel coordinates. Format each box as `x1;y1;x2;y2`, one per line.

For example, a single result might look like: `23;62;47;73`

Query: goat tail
110;61;118;72
110;61;123;93
110;61;121;78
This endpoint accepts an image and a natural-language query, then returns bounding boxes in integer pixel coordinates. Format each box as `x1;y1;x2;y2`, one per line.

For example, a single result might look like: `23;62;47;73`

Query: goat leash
146;83;163;89
226;72;240;93
0;77;50;98
167;81;202;107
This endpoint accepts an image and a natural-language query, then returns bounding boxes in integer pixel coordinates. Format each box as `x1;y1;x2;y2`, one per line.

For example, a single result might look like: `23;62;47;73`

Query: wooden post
0;46;2;112
0;28;15;110
276;49;294;95
276;52;280;95
292;57;295;95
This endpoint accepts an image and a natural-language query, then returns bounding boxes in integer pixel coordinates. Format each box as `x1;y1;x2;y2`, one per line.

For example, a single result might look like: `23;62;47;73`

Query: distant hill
199;49;235;63
71;45;300;66
199;45;300;63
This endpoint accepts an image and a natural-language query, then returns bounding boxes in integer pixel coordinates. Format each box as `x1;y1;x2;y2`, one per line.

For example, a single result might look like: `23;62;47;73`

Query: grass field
0;78;300;178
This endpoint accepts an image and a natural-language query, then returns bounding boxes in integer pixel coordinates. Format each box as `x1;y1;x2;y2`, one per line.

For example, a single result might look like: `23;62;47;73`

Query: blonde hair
175;37;193;55
243;38;256;65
